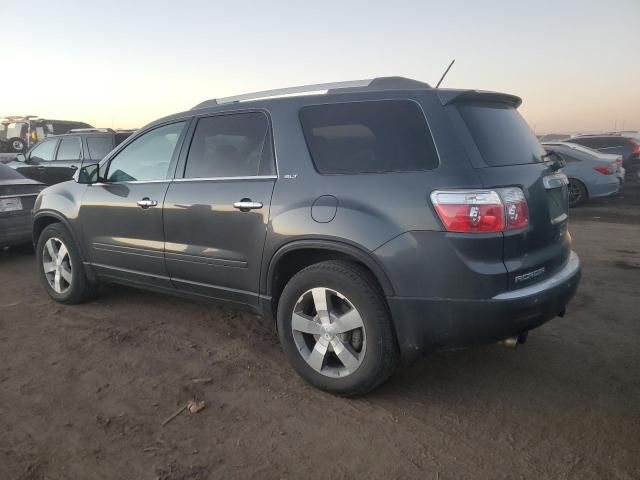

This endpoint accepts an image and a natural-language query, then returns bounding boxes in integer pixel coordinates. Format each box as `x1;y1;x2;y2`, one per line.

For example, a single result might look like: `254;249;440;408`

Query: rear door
46;136;83;184
22;138;59;183
451;99;570;290
163;111;276;308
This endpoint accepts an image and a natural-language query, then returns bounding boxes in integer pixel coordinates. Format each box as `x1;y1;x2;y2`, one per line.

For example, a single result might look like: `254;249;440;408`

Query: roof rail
68;128;114;133
192;76;431;110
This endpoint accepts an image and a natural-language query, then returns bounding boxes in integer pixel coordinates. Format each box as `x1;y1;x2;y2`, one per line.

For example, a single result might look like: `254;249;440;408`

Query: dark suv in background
7;129;134;185
32;77;581;396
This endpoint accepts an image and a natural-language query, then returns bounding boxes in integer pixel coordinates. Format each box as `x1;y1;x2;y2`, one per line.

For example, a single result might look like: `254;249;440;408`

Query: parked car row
0;164;45;248
542;141;624;206
567;134;640;180
538;133;640;206
4;128;134;185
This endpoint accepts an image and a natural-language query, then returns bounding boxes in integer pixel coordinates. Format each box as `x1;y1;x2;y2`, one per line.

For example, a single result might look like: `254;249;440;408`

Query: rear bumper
0;213;33;247
588;178;620;198
387;252;581;361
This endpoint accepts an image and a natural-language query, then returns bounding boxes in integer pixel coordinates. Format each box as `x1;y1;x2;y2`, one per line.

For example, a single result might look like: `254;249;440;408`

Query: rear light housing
628;139;640;156
593;165;615;175
430;188;529;233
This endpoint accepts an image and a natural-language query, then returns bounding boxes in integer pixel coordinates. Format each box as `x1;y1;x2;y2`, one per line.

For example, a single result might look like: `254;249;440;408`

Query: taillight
593;165;615;175
430;188;529;233
628;139;640;155
500;187;529;229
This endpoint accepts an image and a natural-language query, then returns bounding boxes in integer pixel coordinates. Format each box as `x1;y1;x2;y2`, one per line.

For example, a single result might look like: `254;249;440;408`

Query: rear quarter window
86;136;114;160
458;103;545;166
299;100;439;174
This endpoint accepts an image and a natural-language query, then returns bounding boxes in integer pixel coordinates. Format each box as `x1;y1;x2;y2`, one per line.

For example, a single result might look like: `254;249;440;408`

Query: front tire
277;261;398;396
36;223;97;304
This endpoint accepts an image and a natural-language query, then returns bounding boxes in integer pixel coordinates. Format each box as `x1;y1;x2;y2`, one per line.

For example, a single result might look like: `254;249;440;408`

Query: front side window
184;112;274;178
107;122;185;182
299;100;438;174
56;137;82;161
29;139;58;161
86;136;114;160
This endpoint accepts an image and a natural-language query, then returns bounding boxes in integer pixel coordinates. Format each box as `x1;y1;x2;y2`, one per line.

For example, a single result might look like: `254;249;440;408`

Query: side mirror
76;163;101;184
15;153;26;163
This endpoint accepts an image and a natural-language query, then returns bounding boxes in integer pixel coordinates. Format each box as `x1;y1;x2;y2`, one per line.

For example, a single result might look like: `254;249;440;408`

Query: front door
19;137;59;183
163;112;276;308
79;121;188;287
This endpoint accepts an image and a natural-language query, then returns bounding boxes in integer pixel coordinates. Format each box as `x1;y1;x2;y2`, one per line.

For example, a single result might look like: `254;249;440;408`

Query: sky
1;0;638;134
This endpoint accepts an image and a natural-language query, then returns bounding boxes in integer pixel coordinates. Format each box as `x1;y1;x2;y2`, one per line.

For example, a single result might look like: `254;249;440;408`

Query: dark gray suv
32;77;581;396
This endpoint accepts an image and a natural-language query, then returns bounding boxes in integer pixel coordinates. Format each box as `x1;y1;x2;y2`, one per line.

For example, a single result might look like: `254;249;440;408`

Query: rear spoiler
437;90;522;108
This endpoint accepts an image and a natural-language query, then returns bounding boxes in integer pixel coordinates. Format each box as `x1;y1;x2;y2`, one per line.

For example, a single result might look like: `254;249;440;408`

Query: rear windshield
458;103;545;166
299;100;439;174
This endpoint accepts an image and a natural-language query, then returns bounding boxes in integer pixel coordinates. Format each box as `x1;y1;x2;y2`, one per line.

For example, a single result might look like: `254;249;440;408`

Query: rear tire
36;223;97;304
277;260;398;397
568;179;587;207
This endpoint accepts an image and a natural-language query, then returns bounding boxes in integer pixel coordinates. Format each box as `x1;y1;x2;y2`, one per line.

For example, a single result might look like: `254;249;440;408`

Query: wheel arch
264;240;395;315
33;211;88;263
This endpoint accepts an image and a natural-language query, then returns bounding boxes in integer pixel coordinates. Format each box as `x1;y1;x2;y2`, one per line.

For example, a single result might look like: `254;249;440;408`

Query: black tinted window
56;137;82;161
458;103;545;166
299;100;438;174
571;137;616;149
87;136;114;160
184;113;274;178
107;122;185;182
115;132;133;146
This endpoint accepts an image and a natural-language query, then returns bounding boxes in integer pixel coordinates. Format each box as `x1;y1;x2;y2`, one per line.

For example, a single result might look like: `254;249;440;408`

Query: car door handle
137;198;158;208
70;165;78;170
37;166;46;170
233;200;263;211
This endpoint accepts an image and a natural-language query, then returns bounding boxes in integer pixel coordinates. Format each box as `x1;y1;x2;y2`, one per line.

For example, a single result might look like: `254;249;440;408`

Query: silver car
543;142;620;206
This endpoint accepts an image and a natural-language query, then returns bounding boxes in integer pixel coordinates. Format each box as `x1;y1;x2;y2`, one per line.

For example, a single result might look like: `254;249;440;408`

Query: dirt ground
1;186;639;480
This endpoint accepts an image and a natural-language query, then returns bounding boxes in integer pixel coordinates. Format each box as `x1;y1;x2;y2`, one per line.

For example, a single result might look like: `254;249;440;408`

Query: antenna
435;59;455;88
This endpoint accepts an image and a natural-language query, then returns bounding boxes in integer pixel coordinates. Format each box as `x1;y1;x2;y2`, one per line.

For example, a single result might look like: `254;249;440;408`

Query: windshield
458;103;545;166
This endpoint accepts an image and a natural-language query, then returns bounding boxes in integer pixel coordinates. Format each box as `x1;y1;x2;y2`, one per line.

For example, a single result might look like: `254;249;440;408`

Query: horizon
2;0;639;134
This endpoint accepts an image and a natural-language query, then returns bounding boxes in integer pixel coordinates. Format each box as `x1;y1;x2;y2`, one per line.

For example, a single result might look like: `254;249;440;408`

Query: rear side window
56;136;82;161
184;112;274;178
299;100;438;174
458;103;545;166
86;136;114;160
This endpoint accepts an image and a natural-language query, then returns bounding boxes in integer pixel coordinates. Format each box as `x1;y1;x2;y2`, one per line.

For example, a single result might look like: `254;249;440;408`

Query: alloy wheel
291;287;366;378
42;237;73;294
568;181;582;206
